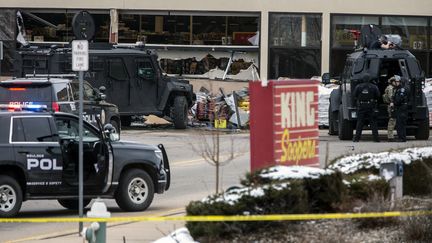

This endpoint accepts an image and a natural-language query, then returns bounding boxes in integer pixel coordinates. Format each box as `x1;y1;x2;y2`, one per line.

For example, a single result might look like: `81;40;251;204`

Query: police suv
0;104;170;217
0;76;121;133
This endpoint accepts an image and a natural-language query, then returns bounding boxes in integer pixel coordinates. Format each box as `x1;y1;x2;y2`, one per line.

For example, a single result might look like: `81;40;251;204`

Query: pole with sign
72;39;88;233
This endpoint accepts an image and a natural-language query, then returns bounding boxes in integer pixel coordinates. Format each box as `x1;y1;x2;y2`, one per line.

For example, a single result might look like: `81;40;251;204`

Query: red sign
249;80;319;172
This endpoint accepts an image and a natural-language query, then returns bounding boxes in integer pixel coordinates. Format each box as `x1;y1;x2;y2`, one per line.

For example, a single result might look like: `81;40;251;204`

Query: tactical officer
353;73;381;142
393;78;409;142
383;75;399;141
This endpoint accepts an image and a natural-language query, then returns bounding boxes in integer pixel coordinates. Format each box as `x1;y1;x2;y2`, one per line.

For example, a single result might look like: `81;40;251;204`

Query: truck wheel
110;119;120;135
121;116;132;127
415;119;430;140
115;169;154;212
328;106;338;135
338;106;353;140
58;199;92;210
172;96;188;129
0;175;22;217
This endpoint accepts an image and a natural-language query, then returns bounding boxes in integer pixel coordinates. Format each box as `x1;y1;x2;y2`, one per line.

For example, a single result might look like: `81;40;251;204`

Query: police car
0;104;170;217
0;76;121;133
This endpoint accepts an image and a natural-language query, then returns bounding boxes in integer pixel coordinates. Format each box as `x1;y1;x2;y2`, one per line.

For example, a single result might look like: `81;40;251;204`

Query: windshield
55;118;100;142
70;81;97;101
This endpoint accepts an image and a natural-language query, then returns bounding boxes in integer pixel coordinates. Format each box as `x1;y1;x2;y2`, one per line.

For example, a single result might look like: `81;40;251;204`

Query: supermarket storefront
1;0;432;81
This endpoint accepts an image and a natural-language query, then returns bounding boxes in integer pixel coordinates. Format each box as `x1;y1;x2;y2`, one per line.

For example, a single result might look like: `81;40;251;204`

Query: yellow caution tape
0;210;431;223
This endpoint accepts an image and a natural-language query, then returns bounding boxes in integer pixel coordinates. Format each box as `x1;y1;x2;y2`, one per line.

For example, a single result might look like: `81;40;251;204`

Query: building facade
1;0;432;82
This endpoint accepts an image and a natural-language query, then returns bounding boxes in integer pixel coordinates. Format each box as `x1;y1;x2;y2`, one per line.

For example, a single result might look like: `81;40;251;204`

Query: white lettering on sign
72;40;89;71
27;158;62;170
281;91;315;128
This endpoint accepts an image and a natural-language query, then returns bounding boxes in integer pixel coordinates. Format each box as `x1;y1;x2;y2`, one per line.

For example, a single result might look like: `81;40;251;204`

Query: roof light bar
0;104;48;112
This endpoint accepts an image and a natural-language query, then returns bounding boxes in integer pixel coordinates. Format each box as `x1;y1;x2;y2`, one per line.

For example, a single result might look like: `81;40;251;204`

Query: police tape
1;210;432;223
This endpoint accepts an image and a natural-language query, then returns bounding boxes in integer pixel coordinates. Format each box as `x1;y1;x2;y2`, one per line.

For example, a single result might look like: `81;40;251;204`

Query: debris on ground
190;86;249;129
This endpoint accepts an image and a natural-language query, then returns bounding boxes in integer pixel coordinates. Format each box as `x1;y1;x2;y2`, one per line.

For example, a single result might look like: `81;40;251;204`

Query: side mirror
321;72;331;85
109;133;120;142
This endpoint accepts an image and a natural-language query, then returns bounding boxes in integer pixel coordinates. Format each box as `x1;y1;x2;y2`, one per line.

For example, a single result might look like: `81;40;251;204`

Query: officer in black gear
353;73;381;142
393;78;409;142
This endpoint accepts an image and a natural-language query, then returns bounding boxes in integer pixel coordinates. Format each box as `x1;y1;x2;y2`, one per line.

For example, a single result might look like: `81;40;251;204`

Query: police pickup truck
0;104;170;217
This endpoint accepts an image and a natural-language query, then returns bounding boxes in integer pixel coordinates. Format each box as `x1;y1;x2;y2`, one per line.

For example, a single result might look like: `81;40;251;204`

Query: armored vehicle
324;48;429;140
0;106;170;217
13;44;195;129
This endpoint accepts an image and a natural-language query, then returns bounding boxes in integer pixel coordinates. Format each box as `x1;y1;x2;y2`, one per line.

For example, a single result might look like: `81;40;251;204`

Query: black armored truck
325;35;429;140
14;44;195;129
0;106;170;217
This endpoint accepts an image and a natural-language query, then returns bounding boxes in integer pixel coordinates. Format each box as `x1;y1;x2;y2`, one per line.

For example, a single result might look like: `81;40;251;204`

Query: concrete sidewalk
22;219;186;243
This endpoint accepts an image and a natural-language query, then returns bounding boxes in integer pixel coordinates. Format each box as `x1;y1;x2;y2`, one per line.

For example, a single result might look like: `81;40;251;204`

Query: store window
381;16;427;50
268;13;322;79
118;13;259;46
270;14;321;48
331;15;379;48
20;10;109;43
117;12;259;80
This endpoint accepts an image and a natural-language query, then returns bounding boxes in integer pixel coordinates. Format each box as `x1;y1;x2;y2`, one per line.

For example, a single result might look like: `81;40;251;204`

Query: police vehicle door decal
11;116;63;193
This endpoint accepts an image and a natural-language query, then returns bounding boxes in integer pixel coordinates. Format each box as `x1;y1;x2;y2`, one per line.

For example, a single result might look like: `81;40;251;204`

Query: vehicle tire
115;169;154;212
0;175;22;217
58;199;92;210
172;96;188;129
328;106;338;135
110;119;121;135
415;119;430;140
338;105;353;140
121;116;132;127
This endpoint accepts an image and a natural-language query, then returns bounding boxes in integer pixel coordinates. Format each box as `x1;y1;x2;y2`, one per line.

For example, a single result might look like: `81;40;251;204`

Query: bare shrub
401;214;432;241
354;192;400;229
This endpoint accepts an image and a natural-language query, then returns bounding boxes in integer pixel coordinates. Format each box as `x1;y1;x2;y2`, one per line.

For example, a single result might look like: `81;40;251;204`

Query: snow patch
153;227;198;243
329;147;432;174
202;182;290;206
260;165;334;180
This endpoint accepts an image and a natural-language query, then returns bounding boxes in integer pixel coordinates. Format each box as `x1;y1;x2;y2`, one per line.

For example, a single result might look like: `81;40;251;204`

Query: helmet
379;35;388;44
389;75;401;83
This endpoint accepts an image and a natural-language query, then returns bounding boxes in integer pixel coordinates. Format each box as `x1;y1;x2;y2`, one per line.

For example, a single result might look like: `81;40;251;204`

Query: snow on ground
202;183;290;206
153;227;198;243
200;147;432;206
259;165;334;180
329;147;432;174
